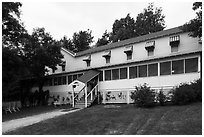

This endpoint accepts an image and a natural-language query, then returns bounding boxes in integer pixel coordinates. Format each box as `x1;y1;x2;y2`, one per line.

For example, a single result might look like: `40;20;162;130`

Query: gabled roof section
61;47;76;57
77;69;100;83
75;26;183;57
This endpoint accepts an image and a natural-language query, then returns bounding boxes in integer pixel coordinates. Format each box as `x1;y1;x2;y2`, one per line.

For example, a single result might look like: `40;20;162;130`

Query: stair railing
72;86;85;107
86;84;99;107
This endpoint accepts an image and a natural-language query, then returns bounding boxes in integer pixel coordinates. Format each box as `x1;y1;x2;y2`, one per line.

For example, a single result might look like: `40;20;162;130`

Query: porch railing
85;84;99;107
72;86;85;107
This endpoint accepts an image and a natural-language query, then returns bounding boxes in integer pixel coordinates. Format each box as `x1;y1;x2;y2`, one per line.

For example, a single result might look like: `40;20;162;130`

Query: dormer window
169;35;180;52
102;51;111;64
83;55;91;67
59;59;66;72
145;41;155;56
124;46;133;60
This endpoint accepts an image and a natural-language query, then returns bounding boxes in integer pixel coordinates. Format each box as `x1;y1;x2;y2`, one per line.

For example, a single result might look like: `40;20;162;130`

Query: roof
75;26;183;57
77;69;100;83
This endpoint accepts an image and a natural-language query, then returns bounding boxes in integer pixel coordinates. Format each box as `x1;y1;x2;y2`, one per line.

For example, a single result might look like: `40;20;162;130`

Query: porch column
85;83;87;107
97;75;100;104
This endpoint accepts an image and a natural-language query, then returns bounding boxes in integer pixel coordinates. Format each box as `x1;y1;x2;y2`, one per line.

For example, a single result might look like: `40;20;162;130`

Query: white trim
61;47;76;57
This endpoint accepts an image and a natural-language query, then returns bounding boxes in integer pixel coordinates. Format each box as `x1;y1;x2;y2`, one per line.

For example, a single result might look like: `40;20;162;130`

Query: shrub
191;79;202;102
171;79;202;105
157;90;166;106
131;83;156;108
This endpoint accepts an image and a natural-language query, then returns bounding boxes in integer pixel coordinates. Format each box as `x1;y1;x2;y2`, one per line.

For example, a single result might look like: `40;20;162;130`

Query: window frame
112;69;119;80
120;67;127;79
138;65;147;77
160;61;171;76
172;59;184;74
148;63;158;77
185;57;198;73
129;66;137;79
105;70;111;81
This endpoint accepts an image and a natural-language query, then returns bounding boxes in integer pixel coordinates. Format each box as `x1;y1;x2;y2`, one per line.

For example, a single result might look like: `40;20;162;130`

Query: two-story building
31;26;202;107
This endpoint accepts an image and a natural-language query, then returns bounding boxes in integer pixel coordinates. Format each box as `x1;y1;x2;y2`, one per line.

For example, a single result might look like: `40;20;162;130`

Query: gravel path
2;108;81;134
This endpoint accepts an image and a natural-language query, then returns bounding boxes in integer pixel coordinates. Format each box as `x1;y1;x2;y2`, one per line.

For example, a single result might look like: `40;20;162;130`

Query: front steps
74;95;97;109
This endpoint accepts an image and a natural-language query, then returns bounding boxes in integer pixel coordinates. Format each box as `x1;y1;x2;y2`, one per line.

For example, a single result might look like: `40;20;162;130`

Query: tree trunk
38;77;45;106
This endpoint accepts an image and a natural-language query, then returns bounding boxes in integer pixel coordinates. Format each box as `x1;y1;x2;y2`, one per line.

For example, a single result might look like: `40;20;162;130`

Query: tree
23;28;64;105
135;3;165;36
72;29;94;52
96;30;111;47
60;36;75;51
2;2;27;50
182;2;202;38
97;3;166;46
2;2;29;101
110;13;135;42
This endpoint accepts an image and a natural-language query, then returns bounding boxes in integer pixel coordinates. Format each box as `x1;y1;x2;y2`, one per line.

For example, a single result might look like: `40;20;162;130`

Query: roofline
75;26;184;57
61;47;76;57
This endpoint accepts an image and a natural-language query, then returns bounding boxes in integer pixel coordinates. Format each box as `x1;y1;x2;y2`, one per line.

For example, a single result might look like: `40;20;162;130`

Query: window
139;65;147;77
127;53;132;60
54;77;58;85
106;56;110;63
169;35;180;52
105;70;111;81
103;51;111;64
99;71;103;81
145;41;155;56
148;63;158;76
172;60;184;74
58;77;62;85
68;75;72;84
112;69;119;80
120;67;127;79
160;61;171;75
87;60;91;67
73;74;77;81
185;58;198;73
62;65;65;71
148;49;154;56
124;46;133;60
171;45;178;52
62;76;67;85
83;55;91;67
129;66;137;79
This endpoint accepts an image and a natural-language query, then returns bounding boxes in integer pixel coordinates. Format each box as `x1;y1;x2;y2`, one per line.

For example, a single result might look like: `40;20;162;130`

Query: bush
191;79;202;102
131;83;156;108
157;90;166;106
171;79;202;105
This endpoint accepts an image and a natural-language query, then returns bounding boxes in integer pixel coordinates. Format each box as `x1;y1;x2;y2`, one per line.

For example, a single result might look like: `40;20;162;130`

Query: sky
20;1;197;45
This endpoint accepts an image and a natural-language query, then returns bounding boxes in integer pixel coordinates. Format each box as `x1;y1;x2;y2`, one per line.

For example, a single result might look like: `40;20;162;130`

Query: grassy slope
5;102;202;135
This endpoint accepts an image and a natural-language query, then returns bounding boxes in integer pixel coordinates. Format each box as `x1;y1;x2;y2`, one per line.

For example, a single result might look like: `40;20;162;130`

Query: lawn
4;102;202;135
2;105;72;122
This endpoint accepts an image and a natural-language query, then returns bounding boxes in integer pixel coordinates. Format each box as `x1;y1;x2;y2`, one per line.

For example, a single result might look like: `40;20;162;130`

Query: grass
4;102;202;135
2;105;72;122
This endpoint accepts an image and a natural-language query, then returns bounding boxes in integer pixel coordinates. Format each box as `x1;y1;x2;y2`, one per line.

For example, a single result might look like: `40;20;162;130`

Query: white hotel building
32;27;202;108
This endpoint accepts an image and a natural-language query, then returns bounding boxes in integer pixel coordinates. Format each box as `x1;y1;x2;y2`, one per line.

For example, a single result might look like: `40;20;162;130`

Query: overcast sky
20;1;196;45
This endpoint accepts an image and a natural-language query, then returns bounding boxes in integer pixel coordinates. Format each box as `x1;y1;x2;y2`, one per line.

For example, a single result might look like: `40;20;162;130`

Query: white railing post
72;87;75;108
91;88;93;100
85;83;87;107
97;76;100;104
